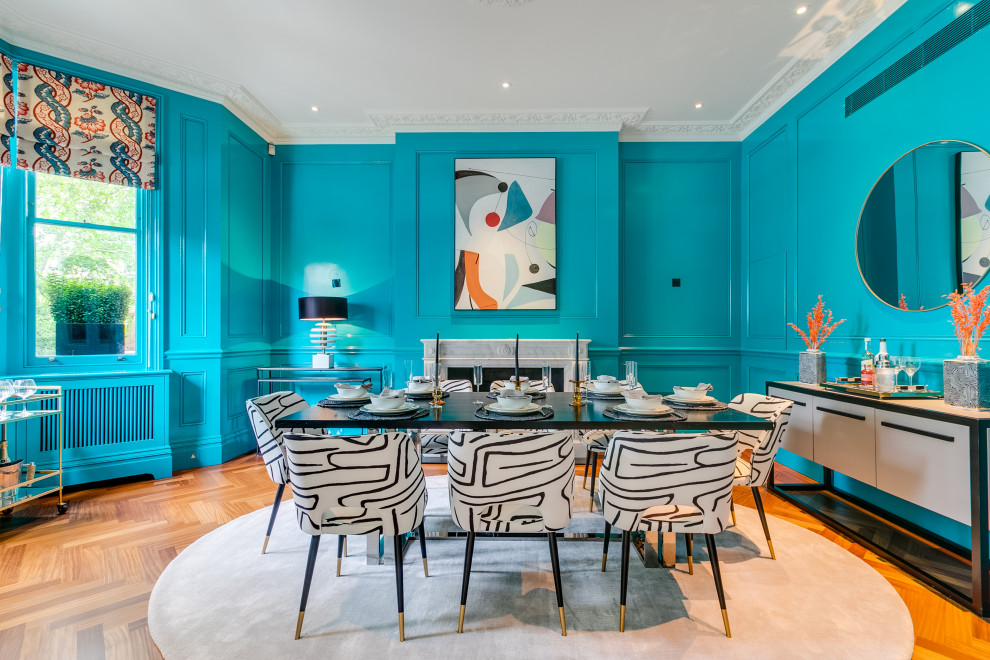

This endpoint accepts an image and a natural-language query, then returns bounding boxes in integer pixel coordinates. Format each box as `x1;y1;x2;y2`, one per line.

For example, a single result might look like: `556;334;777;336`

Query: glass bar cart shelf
0;387;66;515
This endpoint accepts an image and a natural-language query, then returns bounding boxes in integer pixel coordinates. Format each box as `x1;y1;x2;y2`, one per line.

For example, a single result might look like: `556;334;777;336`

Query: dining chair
282;431;428;642
447;430;574;636
598;431;738;636
245;391;311;554
726;393;793;559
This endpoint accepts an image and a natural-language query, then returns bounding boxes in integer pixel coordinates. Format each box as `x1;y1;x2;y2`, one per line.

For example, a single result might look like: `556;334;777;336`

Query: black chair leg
418;522;429;577
619;530;630;632
547;532;566;636
583;450;592;488
336;535;344;577
295;535;321;639
751;486;776;559
705;534;731;638
457;531;476;633
262;483;285;554
589;452;601;512
602;522;612;571
394;534;405;641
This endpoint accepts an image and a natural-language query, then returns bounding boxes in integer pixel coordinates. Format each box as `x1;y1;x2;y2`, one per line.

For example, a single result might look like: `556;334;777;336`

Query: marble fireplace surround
421;338;590;392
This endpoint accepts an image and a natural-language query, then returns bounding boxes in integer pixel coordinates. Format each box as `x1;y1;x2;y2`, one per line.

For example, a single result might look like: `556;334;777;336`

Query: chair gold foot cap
619;604;626;632
398;612;404;642
457;605;465;633
767;539;776;560
336;557;342;577
261;535;270;555
295;611;305;640
342;536;347;557
422;557;429;577
721;608;732;638
558;606;567;636
730;507;737;527
688;556;693;575
601;553;607;572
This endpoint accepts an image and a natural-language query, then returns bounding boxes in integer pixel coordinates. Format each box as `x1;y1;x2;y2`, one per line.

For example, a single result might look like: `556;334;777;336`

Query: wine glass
903;357;921;389
14;379;37;417
472;365;484;404
0;380;13;420
425;363;441;408
891;356;905;388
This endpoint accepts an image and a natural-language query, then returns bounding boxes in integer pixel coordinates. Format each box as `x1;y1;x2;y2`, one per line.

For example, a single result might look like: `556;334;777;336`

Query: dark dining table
275;391;773;568
274;392;774;433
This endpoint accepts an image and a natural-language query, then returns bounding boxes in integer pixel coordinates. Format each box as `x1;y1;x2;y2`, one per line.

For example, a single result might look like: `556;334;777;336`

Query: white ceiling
0;0;906;143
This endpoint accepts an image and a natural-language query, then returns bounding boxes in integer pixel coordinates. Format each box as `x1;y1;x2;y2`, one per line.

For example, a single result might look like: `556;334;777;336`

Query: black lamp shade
298;296;348;321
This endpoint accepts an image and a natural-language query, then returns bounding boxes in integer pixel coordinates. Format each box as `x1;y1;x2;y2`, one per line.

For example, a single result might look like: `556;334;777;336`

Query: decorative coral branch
788;295;846;350
945;283;990;357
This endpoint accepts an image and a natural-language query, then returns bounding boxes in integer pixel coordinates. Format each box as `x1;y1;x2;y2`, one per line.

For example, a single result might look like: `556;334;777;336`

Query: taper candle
435;332;440;381
514;334;520;384
574;332;580;382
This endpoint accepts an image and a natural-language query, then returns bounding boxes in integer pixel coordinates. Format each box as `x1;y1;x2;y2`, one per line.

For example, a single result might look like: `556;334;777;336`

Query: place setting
475;388;554;421
661;383;729;411
404;376;447;400
317;382;372;408
345;388;430;422
603;389;686;422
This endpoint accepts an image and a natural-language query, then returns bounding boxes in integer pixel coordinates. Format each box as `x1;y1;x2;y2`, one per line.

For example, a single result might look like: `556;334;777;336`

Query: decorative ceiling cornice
367;109;648;134
0;0;907;144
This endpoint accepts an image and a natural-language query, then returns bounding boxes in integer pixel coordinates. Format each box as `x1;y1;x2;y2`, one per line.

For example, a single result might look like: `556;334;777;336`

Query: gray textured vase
943;357;990;409
799;350;827;384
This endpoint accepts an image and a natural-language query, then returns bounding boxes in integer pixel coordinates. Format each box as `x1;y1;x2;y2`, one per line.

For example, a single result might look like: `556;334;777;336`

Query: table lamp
299;296;348;368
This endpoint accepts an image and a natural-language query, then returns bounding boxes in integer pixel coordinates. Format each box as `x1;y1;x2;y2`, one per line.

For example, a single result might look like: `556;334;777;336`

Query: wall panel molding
179;115;208;339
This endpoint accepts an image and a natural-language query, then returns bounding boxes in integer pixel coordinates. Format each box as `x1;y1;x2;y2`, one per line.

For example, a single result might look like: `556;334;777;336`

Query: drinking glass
891;356;905;387
625;361;638;390
14;379;37;417
542;364;551;392
403;359;415;383
0;379;13;420
903;357;921;388
382;366;393;390
472;365;484;404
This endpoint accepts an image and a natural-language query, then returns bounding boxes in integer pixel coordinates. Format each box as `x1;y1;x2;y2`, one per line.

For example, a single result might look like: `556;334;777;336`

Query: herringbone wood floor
1;454;988;659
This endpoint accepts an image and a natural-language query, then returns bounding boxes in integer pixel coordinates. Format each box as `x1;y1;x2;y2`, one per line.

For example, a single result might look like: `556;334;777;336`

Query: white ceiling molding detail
368;109;648;134
0;0;907;145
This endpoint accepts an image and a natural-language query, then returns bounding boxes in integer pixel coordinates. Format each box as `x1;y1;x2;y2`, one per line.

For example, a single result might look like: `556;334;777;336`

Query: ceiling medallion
471;0;534;7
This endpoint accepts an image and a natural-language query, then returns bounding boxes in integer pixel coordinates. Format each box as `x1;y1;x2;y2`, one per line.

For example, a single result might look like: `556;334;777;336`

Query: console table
256;366;384;397
766;380;990;616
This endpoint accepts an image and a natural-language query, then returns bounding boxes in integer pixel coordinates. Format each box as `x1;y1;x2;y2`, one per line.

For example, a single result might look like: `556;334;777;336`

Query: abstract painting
454;158;556;310
959;150;990;286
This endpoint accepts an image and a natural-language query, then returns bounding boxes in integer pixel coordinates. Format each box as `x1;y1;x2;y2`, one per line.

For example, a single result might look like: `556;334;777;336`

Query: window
30;172;143;361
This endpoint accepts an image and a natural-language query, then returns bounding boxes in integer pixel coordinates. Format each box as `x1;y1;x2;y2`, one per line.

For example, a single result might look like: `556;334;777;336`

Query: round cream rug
149;478;914;659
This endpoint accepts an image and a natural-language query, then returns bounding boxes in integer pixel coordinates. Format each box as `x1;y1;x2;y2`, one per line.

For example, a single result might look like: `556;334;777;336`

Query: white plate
328;392;371;402
613;403;672;416
360;402;420;415
665;394;717;404
485;402;542;415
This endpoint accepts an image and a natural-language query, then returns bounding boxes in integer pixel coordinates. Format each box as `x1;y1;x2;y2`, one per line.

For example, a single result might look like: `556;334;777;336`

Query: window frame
24;171;150;368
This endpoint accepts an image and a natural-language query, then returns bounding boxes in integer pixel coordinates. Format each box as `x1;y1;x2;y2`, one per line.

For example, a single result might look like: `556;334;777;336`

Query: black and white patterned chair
282;431;428;642
727;393;793;559
419;379;474;461
245;391;311;554
598;431;737;636
448;430;574;636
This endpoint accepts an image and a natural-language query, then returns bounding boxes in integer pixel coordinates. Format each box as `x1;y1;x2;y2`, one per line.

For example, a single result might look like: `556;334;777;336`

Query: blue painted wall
741;0;979;546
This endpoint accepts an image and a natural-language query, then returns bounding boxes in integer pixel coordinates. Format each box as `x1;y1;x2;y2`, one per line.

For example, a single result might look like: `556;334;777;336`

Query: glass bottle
860;338;875;387
874;338;891;370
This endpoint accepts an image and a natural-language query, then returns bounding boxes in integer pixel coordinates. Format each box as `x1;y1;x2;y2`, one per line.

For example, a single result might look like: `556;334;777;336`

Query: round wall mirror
856;140;990;311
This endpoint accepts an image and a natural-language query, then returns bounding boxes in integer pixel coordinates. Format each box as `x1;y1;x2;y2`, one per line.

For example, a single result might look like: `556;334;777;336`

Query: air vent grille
846;1;989;117
40;384;155;451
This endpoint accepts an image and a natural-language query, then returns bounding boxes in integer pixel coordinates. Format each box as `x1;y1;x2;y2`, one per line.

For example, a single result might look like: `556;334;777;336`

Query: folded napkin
597;375;617;383
376;388;406;398
622;390;664;402
678;382;712;392
411;376;432;383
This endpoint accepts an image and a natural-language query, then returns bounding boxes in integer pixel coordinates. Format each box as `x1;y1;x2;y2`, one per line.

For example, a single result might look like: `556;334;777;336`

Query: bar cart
0;385;66;515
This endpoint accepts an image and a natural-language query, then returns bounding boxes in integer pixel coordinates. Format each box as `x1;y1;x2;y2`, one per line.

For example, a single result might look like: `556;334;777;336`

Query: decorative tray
819;382;943;400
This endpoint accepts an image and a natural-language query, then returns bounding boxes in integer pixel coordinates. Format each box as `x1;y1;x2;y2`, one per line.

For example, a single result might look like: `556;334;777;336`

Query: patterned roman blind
14;62;157;190
0;51;13;168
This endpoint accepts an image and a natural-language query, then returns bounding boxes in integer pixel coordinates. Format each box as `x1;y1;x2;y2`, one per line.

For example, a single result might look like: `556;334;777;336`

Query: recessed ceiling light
695;103;704;109
310;105;319;112
796;6;808;14
501;82;511;89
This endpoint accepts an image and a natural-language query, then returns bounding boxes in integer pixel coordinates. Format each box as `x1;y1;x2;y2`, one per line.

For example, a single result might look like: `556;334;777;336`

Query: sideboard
766;381;990;617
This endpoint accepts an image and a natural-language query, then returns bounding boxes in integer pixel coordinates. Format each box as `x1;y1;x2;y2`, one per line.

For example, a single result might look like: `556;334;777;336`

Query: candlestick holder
431;381;445;408
569;380;585;408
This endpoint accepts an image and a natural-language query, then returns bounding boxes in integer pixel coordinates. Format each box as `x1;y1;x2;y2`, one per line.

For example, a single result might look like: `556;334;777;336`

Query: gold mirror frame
855;139;990;312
